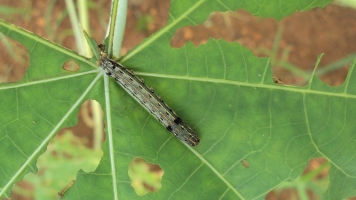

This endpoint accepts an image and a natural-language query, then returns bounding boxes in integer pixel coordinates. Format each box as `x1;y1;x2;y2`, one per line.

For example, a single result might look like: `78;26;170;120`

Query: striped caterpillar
98;45;200;146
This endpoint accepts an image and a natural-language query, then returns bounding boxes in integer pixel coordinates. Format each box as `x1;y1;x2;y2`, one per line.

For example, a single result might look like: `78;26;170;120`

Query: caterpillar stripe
98;46;200;146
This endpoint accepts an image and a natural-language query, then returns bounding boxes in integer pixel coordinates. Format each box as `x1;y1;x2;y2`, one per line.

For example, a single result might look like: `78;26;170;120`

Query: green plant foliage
128;158;163;196
11;131;102;199
2;0;355;200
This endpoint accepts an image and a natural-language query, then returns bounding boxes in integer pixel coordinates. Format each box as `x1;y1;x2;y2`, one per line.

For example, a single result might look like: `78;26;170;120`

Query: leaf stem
106;0;127;58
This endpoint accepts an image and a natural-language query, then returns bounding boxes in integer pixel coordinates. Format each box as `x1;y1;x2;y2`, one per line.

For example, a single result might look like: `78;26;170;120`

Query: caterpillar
98;45;200;146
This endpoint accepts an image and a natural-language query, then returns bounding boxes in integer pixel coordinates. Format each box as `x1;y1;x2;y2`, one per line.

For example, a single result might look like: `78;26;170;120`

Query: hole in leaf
170;8;355;87
266;158;330;199
0;34;30;83
171;11;258;48
10;100;105;199
62;60;80;72
128;158;164;196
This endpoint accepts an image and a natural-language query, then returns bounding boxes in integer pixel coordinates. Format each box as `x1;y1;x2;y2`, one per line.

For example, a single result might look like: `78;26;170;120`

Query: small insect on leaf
241;159;250;168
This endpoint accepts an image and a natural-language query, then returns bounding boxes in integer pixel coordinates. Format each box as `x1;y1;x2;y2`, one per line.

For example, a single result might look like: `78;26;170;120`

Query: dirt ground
1;0;356;199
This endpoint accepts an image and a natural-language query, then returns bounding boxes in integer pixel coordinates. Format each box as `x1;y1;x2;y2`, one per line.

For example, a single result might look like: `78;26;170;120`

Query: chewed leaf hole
10;100;104;199
62;60;80;72
0;34;30;83
128;158;164;196
266;158;330;199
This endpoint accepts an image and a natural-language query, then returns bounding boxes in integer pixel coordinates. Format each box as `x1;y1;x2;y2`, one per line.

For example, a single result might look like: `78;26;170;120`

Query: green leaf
2;0;355;200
